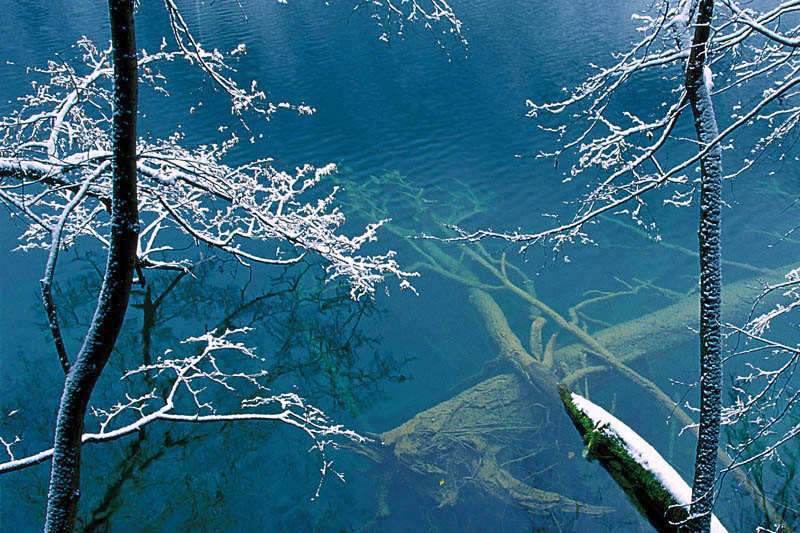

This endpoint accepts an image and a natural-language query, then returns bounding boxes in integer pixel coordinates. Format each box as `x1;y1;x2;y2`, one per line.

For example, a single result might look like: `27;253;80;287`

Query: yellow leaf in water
439;479;445;486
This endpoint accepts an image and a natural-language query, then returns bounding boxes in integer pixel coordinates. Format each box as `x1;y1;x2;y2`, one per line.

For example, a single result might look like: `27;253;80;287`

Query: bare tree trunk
685;1;723;531
43;1;138;531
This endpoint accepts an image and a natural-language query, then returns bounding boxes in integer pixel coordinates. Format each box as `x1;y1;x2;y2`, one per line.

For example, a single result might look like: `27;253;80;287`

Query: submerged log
380;373;614;516
555;267;793;370
467;288;560;403
360;263;794;526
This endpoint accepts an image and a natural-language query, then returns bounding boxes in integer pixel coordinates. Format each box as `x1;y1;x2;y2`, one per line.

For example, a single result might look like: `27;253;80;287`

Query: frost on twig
352;0;467;51
0;328;366;498
162;0;314;120
0;434;21;463
719;266;800;472
0;37;416;299
745;267;800;337
440;0;800;252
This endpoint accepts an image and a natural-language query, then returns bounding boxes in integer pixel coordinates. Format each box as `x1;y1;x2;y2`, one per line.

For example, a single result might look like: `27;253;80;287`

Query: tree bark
685;1;723;531
43;1;138;531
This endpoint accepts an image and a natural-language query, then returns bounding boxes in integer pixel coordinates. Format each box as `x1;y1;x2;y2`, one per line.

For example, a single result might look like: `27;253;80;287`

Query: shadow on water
1;252;411;531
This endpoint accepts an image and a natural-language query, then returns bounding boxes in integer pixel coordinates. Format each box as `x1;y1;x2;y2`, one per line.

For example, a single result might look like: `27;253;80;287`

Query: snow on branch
162;0;315;120
352;0;467;50
0;38;416;299
0;328;366;497
560;387;729;532
719;266;800;472
438;0;800;251
744;267;800;337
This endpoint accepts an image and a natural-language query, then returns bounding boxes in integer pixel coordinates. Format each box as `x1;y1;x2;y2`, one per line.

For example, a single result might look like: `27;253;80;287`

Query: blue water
1;1;798;531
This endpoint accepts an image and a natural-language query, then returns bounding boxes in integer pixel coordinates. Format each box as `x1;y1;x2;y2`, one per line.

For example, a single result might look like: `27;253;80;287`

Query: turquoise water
1;1;798;531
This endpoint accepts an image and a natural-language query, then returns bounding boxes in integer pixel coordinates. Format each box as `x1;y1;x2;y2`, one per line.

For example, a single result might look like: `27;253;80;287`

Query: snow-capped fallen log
559;386;728;533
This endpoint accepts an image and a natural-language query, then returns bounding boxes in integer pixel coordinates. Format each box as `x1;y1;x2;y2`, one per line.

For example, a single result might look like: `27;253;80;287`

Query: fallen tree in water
378;373;613;516
559;386;729;532
335;171;792;528
355;260;792;526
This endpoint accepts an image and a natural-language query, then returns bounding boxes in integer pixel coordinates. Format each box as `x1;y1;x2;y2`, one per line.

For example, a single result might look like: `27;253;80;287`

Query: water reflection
1;253;409;531
3;166;790;531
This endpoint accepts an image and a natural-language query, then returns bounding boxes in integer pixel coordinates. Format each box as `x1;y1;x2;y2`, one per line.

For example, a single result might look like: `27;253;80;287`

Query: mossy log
558;386;728;532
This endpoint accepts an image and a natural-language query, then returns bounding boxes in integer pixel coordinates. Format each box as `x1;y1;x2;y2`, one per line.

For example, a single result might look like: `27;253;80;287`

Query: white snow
670;0;692;29
570;392;728;532
703;65;714;92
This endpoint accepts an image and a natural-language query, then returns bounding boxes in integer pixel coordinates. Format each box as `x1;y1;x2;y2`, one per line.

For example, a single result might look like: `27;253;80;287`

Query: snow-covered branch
352;0;467;50
719;266;800;472
439;0;800;249
0;328;366;497
0;38;416;299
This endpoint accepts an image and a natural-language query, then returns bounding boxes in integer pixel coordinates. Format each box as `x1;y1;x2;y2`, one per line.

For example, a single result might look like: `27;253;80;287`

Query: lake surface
1;1;797;531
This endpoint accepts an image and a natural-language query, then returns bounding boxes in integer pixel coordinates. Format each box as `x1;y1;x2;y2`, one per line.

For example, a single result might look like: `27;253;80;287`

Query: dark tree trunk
43;1;138;531
685;1;723;531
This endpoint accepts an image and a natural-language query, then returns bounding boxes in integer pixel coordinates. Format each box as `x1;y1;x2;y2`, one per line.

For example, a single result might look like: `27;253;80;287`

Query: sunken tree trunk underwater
378;373;613;516
44;1;139;531
355;254;792;527
331;171;789;529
